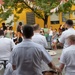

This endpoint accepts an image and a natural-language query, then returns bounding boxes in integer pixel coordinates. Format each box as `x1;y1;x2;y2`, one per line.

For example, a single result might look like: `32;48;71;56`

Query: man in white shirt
32;24;52;74
59;19;75;49
10;25;57;75
0;30;15;61
59;35;75;75
32;24;48;48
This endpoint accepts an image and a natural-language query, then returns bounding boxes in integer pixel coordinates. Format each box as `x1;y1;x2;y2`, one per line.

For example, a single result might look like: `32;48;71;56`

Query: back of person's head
2;23;7;31
68;35;75;42
0;30;4;36
23;25;34;38
9;26;13;30
66;19;73;26
19;22;22;26
33;24;40;31
2;23;5;26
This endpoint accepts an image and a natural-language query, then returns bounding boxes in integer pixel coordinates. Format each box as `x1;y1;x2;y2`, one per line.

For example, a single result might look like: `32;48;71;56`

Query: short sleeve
59;32;65;44
60;51;66;64
4;63;13;75
41;47;52;64
10;49;17;66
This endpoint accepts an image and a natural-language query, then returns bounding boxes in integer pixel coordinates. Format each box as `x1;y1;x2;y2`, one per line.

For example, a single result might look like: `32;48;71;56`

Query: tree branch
23;1;45;21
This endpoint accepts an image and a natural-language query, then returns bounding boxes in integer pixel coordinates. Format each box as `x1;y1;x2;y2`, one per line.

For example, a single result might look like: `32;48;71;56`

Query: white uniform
59;28;75;49
10;39;52;75
0;36;15;60
4;63;16;75
60;45;75;75
32;33;48;48
32;33;51;72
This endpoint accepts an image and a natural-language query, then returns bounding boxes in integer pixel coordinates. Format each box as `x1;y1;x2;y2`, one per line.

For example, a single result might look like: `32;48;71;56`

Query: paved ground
48;49;65;75
0;49;64;75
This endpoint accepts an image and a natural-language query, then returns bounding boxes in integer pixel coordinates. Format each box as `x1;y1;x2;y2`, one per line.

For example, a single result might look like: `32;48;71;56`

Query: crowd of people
0;19;75;75
0;22;67;50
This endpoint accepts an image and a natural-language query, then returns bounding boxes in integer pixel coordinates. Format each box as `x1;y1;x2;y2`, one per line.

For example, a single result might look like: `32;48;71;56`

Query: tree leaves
0;0;74;24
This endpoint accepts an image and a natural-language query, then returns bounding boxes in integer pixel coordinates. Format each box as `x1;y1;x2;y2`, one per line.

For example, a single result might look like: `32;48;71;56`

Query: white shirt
32;33;51;72
59;28;75;49
49;30;53;36
11;39;52;75
4;63;16;75
32;33;48;48
60;45;75;75
0;36;15;60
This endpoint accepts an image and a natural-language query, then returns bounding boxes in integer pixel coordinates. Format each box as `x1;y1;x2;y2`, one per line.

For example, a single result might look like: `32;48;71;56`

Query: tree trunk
44;14;48;27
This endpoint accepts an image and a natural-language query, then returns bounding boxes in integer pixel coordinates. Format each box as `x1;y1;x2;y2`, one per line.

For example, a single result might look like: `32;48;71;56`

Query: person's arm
48;62;57;71
59;63;65;72
10;48;17;70
59;32;65;47
58;50;66;72
59;42;63;47
41;47;58;71
12;65;16;70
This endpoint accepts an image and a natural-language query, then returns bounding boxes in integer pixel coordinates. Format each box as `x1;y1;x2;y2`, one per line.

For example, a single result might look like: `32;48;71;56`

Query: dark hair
33;24;40;31
2;23;7;31
23;25;34;38
19;22;22;26
2;23;5;26
66;19;73;26
0;30;4;36
9;26;13;30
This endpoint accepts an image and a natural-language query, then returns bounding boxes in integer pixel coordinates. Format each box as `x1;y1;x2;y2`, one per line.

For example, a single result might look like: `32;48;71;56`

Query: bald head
33;24;40;31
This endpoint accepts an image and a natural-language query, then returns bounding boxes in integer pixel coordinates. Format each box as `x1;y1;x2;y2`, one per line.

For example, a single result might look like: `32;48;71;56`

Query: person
10;25;57;75
52;29;58;50
49;26;53;49
58;35;75;75
4;26;12;38
0;30;15;61
43;25;49;42
32;24;48;48
17;22;23;43
2;23;7;31
59;19;75;49
9;26;14;39
4;63;16;75
32;24;50;74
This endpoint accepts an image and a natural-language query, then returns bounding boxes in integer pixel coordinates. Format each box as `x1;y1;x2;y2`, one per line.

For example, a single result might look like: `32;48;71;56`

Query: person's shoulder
14;41;44;49
3;38;12;41
63;46;72;54
33;42;44;48
62;29;68;34
61;30;69;36
13;43;21;48
38;34;45;38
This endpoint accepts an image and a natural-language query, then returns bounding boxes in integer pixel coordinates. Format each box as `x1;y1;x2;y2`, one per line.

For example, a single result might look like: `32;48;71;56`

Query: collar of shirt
68;28;74;30
0;36;4;38
34;33;40;35
23;39;32;42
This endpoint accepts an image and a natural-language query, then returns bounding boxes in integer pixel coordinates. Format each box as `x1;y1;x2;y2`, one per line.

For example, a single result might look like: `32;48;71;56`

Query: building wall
0;5;75;31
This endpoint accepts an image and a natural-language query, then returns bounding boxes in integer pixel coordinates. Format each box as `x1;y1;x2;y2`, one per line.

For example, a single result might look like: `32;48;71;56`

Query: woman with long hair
17;22;23;43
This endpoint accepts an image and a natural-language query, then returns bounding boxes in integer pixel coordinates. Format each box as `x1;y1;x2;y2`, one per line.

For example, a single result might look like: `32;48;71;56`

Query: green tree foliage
0;0;74;25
